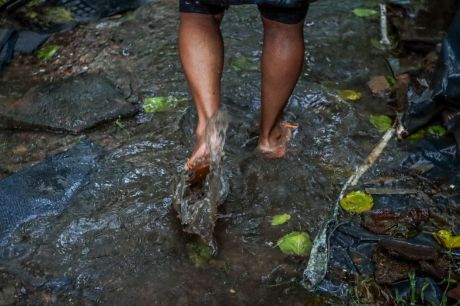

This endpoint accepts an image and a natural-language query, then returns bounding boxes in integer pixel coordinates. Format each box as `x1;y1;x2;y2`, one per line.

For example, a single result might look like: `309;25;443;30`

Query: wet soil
0;0;459;305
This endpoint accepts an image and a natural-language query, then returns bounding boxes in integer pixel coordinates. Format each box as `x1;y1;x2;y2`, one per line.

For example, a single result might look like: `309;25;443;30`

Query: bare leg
179;13;224;168
258;17;304;157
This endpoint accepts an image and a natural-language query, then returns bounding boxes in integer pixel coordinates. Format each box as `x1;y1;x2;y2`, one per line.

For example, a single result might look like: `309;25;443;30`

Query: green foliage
186;239;212;267
277;232;312;256
369;114;393;133
407;129;426;141
271;214;291;226
115;118;124;129
43;7;73;23
37;44;60;60
427;125;447;137
229;55;259;72
143;96;188;113
352;8;378;17
338;89;362;101
340;191;374;214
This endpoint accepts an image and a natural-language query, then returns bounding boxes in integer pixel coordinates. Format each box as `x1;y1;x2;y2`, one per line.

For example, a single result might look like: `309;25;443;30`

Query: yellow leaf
433;230;460;249
339;89;362;101
340;191;374;214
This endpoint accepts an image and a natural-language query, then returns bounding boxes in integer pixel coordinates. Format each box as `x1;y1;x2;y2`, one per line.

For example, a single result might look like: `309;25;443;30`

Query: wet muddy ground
0;0;459;305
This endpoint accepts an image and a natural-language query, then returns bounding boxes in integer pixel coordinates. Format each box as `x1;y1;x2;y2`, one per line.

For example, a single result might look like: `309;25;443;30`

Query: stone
0;74;137;134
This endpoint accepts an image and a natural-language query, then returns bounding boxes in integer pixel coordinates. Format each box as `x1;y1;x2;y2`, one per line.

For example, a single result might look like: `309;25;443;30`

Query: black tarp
0;141;102;243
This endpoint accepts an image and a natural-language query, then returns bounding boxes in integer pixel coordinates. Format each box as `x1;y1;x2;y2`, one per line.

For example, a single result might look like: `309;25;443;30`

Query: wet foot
185;136;210;185
257;122;298;159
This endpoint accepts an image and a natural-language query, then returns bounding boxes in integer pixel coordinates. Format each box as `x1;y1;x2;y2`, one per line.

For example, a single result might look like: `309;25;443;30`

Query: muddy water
0;0;444;305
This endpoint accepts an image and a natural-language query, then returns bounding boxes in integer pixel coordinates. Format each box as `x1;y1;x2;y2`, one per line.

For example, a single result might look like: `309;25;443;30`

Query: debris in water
271;214;291;226
433;229;460;249
352;8;378;18
277;232;312;256
369;115;393;133
338;89;362;101
339;191;374;214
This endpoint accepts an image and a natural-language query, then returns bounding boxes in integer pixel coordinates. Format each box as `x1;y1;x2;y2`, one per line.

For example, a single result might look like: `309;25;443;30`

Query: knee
262;17;303;38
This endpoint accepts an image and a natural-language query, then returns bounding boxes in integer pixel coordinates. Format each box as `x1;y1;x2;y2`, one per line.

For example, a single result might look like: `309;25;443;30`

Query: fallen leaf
277;232;312;256
12;145;28;154
186;239;212;267
353;8;378;17
368;76;391;95
37;44;60;60
427;125;447;137
271;214;291;226
407;129;426;140
340;191;374;214
143;96;188;113
339;89;362;101
433;230;460;249
369;114;393;133
229;55;259;72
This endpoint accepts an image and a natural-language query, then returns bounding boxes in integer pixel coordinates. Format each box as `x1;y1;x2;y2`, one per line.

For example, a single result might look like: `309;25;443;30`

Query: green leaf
339;89;362;101
37;44;60;60
407;129;426;140
277;232;312;256
271;214;291;226
229;55;259;72
115;118;124;128
386;76;397;88
340;191;374;214
143;96;188;113
427;125;447;137
369;114;393;133
353;8;378;17
186;239;212;267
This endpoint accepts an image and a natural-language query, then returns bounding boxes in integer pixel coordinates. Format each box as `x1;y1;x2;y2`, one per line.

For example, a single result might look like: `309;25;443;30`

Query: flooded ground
0;0;459;305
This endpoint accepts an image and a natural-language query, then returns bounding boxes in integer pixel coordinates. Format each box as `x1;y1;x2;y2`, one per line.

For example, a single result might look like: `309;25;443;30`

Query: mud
0;0;459;304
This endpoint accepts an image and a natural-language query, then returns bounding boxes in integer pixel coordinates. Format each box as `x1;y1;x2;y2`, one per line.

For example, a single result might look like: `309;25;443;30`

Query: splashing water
173;111;229;254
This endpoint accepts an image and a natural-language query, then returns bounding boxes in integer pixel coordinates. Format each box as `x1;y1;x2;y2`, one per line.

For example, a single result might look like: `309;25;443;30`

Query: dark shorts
179;0;309;24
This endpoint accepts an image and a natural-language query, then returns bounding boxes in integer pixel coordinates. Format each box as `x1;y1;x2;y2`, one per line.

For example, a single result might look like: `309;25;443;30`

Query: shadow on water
0;0;458;305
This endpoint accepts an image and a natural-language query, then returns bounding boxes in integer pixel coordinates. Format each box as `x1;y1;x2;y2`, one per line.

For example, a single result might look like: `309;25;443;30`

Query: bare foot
185;135;209;171
257;122;298;159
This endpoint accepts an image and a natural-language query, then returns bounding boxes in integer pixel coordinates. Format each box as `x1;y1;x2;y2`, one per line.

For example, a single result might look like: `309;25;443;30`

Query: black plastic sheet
0;141;102;243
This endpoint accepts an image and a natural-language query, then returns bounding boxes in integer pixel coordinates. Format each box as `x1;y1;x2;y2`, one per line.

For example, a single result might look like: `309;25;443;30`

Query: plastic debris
369;115;393;133
352;8;378;17
271;214;291;226
339;191;374;214
433;230;460;249
338;89;362;101
143;96;188;113
277;232;312;256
